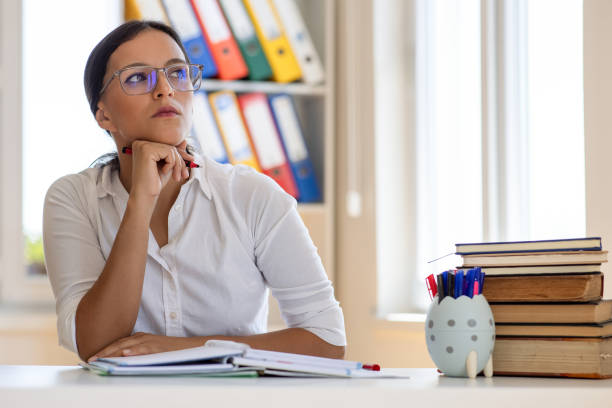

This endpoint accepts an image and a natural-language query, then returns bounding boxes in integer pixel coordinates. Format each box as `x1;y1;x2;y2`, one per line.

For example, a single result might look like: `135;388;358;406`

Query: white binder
271;0;324;84
192;91;228;163
127;0;171;23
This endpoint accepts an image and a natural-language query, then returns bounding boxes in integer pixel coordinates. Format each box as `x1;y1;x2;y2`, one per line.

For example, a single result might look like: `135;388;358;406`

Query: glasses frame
99;63;204;96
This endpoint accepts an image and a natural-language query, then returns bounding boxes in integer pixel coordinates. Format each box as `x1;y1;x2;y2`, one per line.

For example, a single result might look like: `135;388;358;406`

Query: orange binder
237;93;298;198
190;0;248;80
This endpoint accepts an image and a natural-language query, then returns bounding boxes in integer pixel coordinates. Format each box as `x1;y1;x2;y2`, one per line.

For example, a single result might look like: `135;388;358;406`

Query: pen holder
425;294;495;378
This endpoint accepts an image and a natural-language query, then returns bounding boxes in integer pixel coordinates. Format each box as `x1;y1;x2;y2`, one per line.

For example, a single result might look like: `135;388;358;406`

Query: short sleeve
243;172;346;346
43;175;106;354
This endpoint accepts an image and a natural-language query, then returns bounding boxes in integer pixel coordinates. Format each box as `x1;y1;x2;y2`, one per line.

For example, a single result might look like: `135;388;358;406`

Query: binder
190;0;249;80
125;0;170;23
237;93;298;198
242;0;302;83
271;0;324;84
191;90;229;163
268;94;321;202
218;0;272;80
208;91;261;170
161;0;218;78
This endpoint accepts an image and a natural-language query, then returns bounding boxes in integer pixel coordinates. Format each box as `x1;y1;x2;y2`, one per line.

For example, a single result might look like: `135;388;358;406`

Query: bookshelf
263;0;335;328
143;0;336;329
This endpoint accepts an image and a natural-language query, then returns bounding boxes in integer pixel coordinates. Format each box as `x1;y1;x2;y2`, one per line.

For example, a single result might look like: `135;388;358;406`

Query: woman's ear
95;103;117;133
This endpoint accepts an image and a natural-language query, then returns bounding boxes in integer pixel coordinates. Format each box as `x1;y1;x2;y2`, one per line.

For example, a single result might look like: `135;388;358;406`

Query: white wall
584;0;612;299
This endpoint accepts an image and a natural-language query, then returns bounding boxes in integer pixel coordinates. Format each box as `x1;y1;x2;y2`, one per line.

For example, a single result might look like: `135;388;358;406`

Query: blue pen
454;270;464;298
466;268;475;298
441;271;449;298
478;268;485;295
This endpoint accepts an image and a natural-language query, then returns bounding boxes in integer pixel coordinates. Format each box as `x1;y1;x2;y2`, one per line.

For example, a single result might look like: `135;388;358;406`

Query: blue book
455;237;602;255
268;94;321;203
162;0;218;78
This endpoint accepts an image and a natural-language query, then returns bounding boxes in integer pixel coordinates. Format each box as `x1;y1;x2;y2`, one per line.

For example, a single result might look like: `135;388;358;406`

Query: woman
43;20;345;363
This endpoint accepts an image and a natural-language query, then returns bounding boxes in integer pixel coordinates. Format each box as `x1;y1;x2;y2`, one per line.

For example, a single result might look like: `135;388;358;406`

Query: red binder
237;93;299;199
190;0;248;80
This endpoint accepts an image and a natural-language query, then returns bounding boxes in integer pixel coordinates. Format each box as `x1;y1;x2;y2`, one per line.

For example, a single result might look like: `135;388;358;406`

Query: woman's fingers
175;140;196;164
89;333;148;362
122;343;153;356
159;147;175;175
172;148;184;182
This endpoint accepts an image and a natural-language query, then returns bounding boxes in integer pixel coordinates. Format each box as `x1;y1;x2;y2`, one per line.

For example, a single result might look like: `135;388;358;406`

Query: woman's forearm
193;328;345;359
75;197;153;361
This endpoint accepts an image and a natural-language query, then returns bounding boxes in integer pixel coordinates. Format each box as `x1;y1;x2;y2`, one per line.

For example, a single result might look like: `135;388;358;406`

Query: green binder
219;0;272;81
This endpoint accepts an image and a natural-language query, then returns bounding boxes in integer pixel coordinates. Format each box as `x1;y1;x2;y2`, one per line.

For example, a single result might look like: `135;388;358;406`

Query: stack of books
456;237;611;379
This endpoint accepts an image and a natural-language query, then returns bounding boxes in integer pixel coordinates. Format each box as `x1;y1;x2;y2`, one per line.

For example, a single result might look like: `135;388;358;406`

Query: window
375;0;585;315
0;0;121;303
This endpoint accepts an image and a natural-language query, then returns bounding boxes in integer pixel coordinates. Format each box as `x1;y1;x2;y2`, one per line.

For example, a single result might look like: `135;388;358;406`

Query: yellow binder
208;91;261;171
242;0;302;83
124;0;170;23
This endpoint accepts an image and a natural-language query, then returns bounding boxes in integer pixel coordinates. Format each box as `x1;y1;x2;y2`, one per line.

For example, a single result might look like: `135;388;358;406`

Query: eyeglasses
99;63;203;96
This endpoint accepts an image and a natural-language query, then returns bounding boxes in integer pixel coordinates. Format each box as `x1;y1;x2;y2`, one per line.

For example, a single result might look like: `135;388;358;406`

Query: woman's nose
154;70;175;98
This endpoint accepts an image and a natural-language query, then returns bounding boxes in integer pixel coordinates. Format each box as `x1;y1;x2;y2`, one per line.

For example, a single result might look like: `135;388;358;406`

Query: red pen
362;364;381;371
425;274;438;300
121;147;200;168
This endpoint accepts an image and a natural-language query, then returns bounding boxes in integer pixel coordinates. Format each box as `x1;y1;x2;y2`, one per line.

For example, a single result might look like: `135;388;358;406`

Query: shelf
200;79;327;96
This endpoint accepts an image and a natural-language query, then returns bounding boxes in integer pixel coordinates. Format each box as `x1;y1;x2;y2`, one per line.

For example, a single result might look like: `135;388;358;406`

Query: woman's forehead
107;29;185;72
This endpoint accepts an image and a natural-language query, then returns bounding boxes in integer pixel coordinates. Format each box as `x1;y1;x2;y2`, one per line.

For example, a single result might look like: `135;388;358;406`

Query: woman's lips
153;106;180;118
153;111;178;118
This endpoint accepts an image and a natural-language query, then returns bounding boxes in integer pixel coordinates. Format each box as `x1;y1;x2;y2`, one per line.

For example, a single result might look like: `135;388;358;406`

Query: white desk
1;366;611;407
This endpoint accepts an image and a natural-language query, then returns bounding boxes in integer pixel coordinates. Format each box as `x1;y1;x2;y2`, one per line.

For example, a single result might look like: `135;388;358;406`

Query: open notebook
82;340;407;378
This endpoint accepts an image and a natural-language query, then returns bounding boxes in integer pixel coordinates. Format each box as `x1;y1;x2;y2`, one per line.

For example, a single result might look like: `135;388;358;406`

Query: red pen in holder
426;274;438;300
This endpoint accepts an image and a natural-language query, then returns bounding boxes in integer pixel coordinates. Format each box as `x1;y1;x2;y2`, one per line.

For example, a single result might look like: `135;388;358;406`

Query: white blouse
43;155;346;354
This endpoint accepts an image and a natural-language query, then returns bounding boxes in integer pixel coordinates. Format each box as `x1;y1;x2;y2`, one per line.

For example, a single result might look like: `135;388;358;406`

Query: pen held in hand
121;146;201;168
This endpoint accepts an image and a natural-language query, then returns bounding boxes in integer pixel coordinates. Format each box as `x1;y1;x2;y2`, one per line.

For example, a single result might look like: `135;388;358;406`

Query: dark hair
85;20;190;168
84;20;189;117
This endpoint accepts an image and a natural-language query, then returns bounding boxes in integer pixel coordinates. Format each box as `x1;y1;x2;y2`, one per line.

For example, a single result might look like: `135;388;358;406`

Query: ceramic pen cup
425;294;495;378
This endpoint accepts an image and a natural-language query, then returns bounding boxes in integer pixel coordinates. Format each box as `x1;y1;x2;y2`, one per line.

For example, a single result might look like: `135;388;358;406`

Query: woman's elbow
329;344;346;359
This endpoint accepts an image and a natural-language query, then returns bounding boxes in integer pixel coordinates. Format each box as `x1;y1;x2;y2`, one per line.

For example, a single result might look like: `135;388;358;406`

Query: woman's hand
129;139;195;201
87;332;204;362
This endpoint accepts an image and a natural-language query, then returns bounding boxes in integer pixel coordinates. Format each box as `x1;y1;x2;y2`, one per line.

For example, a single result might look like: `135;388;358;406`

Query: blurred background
1;0;610;367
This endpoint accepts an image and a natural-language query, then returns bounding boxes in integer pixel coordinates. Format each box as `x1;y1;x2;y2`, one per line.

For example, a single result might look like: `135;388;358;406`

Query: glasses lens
120;67;156;95
190;64;202;91
166;64;193;91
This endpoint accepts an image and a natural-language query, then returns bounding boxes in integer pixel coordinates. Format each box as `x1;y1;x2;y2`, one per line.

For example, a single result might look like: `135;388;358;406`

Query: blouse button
169;312;177;320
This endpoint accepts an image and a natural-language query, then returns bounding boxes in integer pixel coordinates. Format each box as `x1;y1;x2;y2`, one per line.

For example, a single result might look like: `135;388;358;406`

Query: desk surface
1;366;611;407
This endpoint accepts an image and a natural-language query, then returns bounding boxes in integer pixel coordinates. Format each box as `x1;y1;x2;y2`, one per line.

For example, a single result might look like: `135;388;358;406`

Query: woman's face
96;29;193;148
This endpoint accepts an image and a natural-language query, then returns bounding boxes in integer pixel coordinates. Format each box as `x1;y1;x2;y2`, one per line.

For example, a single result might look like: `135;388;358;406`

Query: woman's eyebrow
165;58;186;66
119;58;186;70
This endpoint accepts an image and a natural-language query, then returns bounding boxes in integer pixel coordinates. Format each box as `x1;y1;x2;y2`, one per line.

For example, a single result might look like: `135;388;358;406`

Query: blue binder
161;0;218;78
268;94;321;202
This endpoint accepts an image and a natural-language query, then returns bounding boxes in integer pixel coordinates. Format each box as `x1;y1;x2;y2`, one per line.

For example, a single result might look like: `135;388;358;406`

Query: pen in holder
425;294;495;378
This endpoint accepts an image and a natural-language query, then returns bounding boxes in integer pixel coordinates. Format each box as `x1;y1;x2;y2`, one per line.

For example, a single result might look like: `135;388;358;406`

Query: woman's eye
125;72;148;83
169;68;187;80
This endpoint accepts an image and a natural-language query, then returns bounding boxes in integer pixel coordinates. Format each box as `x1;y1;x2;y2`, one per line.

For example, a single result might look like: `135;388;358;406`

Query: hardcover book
493;337;612;379
482;273;603;303
456;237;602;255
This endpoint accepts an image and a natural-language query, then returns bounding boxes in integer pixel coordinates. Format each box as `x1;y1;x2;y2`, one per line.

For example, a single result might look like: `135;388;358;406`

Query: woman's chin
151;129;187;146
